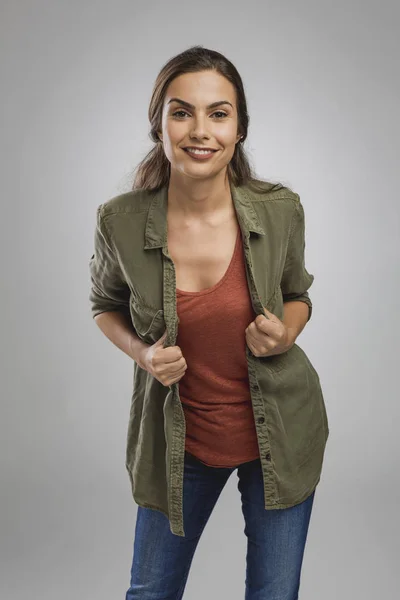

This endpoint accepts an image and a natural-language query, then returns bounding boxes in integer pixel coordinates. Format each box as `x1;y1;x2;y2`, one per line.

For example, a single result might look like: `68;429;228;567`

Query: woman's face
158;70;242;180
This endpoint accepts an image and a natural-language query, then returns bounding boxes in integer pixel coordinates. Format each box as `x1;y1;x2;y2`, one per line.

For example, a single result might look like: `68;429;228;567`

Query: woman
89;45;329;600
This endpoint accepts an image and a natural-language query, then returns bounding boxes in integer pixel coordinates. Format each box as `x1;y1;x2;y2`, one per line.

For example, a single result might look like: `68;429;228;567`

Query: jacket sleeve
89;204;131;319
280;195;314;322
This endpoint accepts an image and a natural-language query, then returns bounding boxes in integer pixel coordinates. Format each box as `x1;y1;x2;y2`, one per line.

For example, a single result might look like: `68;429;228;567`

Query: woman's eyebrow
167;98;233;109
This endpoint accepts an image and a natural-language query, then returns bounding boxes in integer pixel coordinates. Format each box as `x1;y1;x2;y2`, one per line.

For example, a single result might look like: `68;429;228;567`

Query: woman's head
156;69;243;185
132;45;283;193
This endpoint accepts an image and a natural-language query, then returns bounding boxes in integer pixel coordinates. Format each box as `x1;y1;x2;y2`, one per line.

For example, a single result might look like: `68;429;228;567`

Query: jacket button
265;452;271;461
257;417;265;424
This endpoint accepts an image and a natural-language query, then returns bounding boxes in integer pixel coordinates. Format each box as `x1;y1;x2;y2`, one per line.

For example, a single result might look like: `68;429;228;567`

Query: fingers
161;345;185;363
167;364;187;385
164;356;187;375
154;352;186;371
246;324;272;356
152;352;187;386
159;361;187;386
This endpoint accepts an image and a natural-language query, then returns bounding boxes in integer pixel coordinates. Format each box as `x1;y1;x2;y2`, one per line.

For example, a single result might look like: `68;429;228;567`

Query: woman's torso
166;202;260;467
166;208;240;293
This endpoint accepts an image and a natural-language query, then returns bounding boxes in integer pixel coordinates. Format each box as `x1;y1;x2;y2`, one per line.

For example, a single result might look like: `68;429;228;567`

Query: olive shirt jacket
89;180;330;537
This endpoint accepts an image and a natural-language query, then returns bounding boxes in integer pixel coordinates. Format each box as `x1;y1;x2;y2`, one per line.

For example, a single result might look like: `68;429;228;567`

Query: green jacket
89;180;330;537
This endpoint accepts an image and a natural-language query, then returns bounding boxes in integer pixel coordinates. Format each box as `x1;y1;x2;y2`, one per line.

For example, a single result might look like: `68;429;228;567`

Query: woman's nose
189;116;209;139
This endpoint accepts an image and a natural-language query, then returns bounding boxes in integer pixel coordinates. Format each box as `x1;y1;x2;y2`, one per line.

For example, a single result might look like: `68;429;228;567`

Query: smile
183;148;218;160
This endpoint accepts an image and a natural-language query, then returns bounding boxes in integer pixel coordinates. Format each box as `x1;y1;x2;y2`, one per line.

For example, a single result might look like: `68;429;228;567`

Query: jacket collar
144;179;265;250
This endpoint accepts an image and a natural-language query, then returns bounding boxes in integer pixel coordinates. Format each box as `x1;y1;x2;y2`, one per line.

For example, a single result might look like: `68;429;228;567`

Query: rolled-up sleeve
89;204;131;319
280;195;314;322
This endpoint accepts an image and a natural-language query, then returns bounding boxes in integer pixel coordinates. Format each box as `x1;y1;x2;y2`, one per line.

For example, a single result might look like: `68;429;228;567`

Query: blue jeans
125;450;315;600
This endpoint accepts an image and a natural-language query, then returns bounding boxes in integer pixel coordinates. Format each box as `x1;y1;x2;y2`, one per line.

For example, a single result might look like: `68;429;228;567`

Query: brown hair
132;45;287;194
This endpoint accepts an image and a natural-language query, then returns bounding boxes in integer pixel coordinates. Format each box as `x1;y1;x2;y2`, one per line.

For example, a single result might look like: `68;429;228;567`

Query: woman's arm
280;195;315;323
94;311;149;369
282;300;310;346
89;204;150;368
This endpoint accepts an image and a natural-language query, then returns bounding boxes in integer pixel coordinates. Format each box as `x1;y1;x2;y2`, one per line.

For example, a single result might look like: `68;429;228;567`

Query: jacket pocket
130;300;165;343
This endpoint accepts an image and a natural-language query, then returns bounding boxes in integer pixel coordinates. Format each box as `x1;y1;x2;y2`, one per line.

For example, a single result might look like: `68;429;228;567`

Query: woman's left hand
245;307;294;358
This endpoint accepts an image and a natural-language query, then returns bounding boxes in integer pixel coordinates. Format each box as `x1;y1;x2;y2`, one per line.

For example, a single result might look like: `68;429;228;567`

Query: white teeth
185;148;214;154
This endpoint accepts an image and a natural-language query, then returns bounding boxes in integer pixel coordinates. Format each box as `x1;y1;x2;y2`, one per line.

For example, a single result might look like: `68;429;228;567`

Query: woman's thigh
237;458;316;600
125;451;234;600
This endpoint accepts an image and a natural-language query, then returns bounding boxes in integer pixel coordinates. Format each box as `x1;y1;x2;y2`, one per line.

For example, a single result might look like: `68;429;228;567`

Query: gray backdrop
1;1;399;598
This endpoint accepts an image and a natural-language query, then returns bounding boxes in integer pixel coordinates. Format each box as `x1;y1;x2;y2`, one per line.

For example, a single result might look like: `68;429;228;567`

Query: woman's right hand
139;330;187;386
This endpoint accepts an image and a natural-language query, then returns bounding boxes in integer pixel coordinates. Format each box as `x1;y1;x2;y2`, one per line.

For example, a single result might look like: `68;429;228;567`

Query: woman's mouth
183;147;219;160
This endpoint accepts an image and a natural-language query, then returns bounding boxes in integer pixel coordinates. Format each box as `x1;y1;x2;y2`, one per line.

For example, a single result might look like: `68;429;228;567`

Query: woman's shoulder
243;179;299;206
100;187;154;217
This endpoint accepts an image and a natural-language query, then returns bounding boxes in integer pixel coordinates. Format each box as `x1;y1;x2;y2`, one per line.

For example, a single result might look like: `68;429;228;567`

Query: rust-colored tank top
176;225;260;468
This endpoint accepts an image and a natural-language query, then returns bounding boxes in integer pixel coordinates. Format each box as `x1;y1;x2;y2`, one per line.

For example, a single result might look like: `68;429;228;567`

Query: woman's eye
172;110;228;119
172;110;189;118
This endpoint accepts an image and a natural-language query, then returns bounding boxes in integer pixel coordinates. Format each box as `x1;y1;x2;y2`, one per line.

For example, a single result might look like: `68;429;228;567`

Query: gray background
1;1;399;598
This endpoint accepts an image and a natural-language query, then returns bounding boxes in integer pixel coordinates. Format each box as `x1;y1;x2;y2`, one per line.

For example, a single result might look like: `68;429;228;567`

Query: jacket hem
273;474;322;508
132;496;171;520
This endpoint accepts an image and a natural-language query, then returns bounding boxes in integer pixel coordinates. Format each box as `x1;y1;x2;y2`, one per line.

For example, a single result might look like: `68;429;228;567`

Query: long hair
132;45;287;194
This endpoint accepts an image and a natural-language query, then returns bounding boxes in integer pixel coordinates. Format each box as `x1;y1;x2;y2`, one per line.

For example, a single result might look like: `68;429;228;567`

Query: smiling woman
156;70;244;186
131;47;283;193
89;44;328;600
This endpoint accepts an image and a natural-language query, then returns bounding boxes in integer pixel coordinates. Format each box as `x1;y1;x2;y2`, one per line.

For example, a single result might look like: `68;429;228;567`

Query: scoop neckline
176;227;241;297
